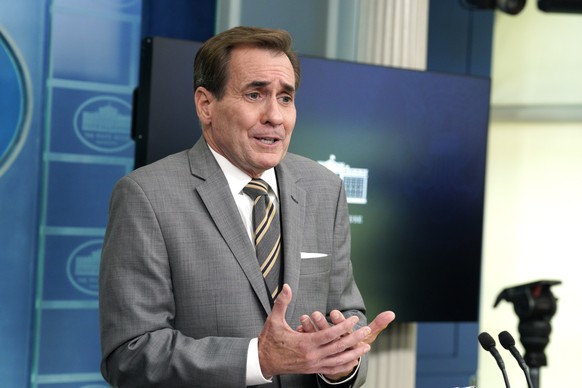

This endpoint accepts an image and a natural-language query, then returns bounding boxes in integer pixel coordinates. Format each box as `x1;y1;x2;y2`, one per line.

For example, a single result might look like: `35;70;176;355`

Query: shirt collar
207;144;279;199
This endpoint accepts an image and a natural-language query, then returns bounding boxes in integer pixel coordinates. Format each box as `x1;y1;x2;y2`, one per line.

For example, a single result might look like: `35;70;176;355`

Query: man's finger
316;321;370;355
309;315;359;346
368;311;395;335
363;311;396;344
329;310;346;326
271;284;292;321
311;311;329;331
299;315;317;333
318;341;370;373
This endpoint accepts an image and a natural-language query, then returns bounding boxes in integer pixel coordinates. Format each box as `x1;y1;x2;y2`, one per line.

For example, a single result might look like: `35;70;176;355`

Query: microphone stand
478;332;510;388
498;331;533;388
529;367;539;388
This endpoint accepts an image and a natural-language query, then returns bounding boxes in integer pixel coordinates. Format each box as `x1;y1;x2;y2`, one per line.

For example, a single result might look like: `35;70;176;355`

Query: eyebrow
247;80;295;94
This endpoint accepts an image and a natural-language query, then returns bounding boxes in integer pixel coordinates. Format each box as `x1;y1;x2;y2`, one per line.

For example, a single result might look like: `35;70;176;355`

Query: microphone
478;331;511;388
498;330;533;388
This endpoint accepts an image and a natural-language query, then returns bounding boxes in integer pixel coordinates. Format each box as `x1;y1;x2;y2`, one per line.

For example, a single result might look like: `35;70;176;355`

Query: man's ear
195;87;214;125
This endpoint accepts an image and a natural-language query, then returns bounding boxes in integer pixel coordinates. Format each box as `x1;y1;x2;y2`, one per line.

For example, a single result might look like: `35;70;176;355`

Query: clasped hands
258;284;395;381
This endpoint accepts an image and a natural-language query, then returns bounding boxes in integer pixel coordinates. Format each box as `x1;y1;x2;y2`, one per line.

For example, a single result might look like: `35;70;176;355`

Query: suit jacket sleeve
99;175;249;388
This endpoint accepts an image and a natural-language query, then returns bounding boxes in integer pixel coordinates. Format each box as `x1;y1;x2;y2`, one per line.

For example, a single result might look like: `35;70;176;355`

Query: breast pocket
299;254;331;275
296;255;331;315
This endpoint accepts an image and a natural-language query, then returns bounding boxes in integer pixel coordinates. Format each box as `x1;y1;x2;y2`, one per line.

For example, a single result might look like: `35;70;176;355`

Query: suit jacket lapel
188;138;273;314
275;160;306;323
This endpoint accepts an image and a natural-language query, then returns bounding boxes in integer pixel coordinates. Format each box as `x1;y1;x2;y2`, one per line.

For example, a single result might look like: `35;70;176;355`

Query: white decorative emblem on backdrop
73;96;132;153
66;240;102;296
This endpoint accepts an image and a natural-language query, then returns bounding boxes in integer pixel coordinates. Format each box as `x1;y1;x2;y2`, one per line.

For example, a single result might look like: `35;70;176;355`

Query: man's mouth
257;137;278;145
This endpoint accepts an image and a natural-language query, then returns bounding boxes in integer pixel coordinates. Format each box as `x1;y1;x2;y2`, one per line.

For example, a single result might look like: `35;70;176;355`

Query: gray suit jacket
99;137;368;387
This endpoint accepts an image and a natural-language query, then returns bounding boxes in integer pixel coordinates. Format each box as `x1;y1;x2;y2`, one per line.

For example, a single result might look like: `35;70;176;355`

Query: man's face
199;46;297;178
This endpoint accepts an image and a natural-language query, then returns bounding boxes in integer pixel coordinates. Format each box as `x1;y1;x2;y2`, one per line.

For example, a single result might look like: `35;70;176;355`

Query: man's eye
280;95;293;104
247;92;260;100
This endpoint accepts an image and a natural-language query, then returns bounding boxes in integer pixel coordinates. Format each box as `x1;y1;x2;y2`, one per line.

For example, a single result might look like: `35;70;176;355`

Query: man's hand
298;305;396;381
258;284;373;378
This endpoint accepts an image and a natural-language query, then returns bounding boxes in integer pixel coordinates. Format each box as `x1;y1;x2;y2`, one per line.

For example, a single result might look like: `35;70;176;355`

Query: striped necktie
243;178;282;301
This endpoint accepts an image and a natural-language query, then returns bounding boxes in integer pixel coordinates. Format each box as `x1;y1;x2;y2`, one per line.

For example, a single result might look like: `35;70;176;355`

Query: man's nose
261;96;284;126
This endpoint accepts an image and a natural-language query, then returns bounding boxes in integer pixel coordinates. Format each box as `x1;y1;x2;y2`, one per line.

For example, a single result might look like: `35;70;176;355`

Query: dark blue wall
427;0;494;77
141;0;216;41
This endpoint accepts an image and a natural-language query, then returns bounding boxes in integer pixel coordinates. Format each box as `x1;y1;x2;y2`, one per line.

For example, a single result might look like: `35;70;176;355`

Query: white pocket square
300;252;327;259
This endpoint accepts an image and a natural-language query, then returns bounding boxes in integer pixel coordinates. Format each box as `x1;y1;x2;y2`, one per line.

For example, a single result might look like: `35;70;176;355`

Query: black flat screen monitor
133;36;490;322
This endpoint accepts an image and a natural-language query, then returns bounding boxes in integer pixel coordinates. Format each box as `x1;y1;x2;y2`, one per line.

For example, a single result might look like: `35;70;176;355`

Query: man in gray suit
99;26;395;387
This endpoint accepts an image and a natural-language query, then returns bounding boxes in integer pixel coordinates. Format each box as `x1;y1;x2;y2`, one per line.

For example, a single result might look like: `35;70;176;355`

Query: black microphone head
478;331;496;351
498;330;516;349
479;331;509;385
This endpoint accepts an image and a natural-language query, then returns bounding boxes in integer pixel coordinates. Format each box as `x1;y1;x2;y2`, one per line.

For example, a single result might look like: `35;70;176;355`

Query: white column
357;0;428;70
215;0;242;32
364;322;418;388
